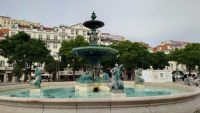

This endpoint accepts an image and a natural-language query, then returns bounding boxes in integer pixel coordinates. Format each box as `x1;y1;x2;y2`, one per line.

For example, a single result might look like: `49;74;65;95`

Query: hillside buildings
153;40;189;54
152;40;190;72
0;16;40;28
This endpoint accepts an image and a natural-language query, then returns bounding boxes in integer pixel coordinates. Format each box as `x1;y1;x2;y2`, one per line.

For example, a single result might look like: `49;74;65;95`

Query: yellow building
0;16;40;28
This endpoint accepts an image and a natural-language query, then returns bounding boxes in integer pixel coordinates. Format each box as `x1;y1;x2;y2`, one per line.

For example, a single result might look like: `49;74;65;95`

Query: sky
0;0;200;47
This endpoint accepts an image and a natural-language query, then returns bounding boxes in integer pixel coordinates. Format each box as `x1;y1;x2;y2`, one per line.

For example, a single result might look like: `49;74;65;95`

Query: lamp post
56;54;61;81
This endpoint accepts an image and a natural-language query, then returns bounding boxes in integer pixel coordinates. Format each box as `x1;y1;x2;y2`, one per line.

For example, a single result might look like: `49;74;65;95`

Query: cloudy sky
0;0;200;47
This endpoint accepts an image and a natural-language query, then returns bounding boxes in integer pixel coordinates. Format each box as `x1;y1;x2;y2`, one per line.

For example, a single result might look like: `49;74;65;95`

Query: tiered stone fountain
72;12;124;95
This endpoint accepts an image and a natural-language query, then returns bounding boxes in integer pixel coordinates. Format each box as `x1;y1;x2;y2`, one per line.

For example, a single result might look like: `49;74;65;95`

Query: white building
99;33;126;45
0;19;126;82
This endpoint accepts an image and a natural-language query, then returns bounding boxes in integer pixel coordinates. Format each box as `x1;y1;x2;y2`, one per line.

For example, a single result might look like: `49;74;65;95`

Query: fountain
72;11;123;95
0;12;200;113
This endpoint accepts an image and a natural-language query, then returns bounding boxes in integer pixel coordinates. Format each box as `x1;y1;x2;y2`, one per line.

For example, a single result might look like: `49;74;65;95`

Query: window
54;35;58;41
8;63;13;67
53;44;57;49
76;30;79;35
46;44;50;48
38;34;43;40
83;31;86;36
46;35;50;40
0;61;5;67
71;30;74;35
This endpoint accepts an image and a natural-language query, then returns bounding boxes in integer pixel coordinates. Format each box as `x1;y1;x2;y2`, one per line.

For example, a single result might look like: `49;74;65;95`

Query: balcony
39;39;61;43
0;66;13;71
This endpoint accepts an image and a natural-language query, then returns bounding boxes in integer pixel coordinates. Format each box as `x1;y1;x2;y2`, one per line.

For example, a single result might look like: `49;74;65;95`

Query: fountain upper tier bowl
83;20;104;30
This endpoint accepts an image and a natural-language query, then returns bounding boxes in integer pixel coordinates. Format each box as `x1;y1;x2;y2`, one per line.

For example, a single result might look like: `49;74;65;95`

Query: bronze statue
110;64;124;91
30;66;42;88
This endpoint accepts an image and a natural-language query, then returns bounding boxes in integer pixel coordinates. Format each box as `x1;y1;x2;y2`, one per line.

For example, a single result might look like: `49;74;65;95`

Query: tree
111;41;151;69
150;52;169;70
59;35;89;74
12;64;23;82
44;55;57;75
0;32;51;80
169;43;200;74
108;41;151;79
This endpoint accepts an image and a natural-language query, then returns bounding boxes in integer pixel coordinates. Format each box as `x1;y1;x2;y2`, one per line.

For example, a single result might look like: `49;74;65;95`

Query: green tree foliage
150;52;169;70
169;43;200;73
110;41;151;70
44;55;57;74
0;31;51;80
59;35;89;72
12;64;23;77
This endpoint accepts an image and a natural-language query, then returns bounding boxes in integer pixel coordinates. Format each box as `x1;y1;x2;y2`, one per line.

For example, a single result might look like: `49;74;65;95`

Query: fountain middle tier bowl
71;46;118;58
0;82;200;113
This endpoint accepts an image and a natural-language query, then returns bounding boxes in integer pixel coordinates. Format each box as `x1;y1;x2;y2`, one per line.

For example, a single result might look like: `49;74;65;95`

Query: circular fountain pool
0;86;186;99
0;82;200;113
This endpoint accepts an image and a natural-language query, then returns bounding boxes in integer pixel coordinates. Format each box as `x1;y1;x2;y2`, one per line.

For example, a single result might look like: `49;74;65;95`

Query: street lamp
55;53;61;81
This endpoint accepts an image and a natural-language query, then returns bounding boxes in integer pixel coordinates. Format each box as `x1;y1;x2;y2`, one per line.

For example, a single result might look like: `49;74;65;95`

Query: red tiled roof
153;44;171;53
0;29;9;37
18;24;53;31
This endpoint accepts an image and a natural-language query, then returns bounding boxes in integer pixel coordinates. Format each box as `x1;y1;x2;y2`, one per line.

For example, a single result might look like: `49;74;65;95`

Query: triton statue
30;66;42;88
110;64;124;91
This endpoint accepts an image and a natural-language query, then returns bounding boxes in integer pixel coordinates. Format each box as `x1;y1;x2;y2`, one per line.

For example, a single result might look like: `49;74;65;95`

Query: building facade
99;33;126;45
0;16;40;28
0;17;126;82
153;40;189;54
152;40;189;72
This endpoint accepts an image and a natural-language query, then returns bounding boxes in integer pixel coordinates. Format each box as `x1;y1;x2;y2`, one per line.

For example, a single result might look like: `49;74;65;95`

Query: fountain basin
0;82;200;113
72;46;118;58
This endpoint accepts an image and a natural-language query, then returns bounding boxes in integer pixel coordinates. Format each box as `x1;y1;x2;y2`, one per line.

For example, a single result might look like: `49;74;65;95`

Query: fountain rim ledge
0;82;200;104
72;46;118;53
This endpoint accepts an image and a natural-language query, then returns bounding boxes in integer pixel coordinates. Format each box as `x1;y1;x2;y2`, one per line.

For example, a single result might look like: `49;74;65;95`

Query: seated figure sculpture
110;64;124;91
30;66;42;88
79;71;93;83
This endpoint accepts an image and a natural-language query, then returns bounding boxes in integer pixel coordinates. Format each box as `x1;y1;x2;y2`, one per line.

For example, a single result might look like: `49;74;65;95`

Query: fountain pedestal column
29;88;41;97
